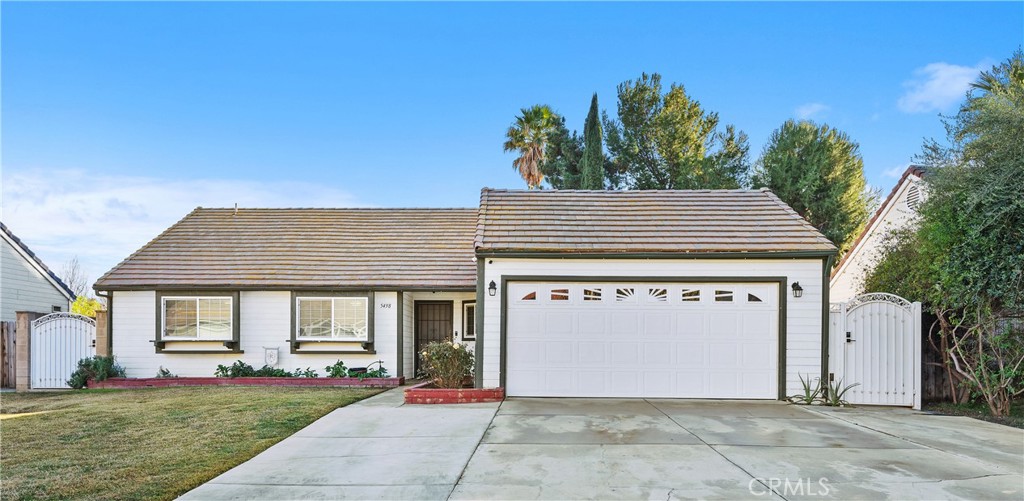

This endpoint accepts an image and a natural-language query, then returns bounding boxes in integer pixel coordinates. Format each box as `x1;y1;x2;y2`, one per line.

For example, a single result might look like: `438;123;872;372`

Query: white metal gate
31;313;96;389
829;293;921;409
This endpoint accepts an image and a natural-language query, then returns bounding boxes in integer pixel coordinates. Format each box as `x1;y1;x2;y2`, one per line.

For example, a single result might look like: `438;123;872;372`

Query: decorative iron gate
829;293;921;409
30;313;96;389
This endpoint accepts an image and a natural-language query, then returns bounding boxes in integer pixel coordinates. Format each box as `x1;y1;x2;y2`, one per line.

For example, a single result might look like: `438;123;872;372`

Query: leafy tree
72;296;103;317
865;51;1024;415
753;120;876;256
580;93;605;190
504;105;558;189
603;72;750;190
539;115;583;189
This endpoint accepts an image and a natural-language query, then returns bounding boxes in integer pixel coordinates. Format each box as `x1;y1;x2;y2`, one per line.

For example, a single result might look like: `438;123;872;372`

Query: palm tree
970;50;1024;96
504;105;557;189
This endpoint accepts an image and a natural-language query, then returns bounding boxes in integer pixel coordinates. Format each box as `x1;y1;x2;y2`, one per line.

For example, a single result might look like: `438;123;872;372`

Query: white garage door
505;282;779;398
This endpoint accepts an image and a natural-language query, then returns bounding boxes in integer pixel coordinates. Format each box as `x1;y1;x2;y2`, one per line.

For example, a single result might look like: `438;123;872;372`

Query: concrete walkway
179;388;500;500
181;391;1024;500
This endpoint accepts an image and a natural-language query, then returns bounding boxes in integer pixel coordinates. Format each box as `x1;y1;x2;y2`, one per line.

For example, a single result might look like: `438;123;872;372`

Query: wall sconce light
488;280;497;297
791;282;804;298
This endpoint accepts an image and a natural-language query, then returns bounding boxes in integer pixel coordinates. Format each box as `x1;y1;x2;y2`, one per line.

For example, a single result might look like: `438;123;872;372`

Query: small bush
358;360;389;379
420;341;473;388
214;360;300;378
325;360;349;378
294;367;319;378
155;366;177;378
68;356;126;389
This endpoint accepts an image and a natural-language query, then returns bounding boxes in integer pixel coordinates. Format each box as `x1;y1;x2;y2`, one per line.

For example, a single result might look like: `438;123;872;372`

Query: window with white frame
463;301;476;341
296;297;368;341
162;297;233;340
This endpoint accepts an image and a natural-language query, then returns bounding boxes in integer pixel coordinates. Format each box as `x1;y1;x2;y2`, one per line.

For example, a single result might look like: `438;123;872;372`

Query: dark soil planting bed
404;381;504;404
88;376;404;389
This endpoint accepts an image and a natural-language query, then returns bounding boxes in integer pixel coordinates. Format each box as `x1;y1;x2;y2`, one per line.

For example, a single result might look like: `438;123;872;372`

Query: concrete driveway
181;389;1024;500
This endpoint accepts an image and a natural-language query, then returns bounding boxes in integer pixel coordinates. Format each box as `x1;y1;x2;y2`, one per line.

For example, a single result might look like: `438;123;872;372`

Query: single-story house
95;188;837;399
2;222;76;322
830;166;926;302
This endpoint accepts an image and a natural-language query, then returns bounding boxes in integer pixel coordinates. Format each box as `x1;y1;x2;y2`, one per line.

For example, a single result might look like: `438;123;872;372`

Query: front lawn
0;386;381;500
924;400;1024;429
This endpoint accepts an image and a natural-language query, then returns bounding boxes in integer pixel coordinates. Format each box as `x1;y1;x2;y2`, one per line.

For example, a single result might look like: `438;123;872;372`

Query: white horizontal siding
481;258;826;397
111;290;401;378
1;238;72;322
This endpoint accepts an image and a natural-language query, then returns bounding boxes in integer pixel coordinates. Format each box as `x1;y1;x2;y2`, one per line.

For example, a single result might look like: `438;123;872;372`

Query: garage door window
615;288;636;302
714;290;734;302
647;288;668;302
583;288;602;301
681;288;701;302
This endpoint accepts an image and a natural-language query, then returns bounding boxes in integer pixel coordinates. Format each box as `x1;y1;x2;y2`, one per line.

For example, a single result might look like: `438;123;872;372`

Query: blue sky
2;2;1022;286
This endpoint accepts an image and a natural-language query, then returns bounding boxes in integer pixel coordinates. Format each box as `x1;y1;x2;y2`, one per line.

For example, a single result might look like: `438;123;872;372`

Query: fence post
95;310;109;357
15;311;43;392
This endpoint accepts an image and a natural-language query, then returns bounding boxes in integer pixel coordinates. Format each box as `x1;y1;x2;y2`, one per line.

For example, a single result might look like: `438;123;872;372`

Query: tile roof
1;221;77;300
95;208;479;290
475;189;837;254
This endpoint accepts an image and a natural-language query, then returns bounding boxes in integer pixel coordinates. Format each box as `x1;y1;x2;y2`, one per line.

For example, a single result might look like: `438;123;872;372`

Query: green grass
0;386;382;500
924;400;1024;429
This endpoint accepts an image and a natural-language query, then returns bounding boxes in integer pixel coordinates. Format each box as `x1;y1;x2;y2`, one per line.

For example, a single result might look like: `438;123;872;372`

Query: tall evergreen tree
580;93;604;189
753;120;876;257
539;116;583;189
603;73;750;189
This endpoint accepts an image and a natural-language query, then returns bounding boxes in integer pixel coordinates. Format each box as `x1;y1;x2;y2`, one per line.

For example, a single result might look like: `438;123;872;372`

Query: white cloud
794;102;830;120
897;61;987;113
882;163;911;179
1;169;364;291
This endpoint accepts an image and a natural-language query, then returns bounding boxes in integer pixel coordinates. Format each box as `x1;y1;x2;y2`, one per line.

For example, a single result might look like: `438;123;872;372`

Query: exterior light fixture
488;280;497;296
791;282;804;298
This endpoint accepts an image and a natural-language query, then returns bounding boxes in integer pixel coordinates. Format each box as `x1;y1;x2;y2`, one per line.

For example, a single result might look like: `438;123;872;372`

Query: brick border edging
403;380;505;404
87;376;405;389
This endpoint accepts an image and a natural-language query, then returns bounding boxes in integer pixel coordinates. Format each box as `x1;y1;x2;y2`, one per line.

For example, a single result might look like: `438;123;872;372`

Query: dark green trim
497;275;789;400
461;300;476;341
289;291;375;355
821;256;834;385
474;259;485;388
102;285;476;293
396;291;404;378
413;300;454;373
155;290;241;353
476;250;836;260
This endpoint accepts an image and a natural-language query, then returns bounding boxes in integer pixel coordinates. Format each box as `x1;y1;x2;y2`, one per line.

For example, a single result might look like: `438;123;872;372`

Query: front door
415;301;453;373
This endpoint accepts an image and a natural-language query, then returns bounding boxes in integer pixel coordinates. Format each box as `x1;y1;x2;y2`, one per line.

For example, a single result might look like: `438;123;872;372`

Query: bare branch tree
59;256;89;298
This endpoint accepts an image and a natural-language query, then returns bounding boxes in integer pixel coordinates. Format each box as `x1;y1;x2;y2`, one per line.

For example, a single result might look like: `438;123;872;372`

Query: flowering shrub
420;341;474;388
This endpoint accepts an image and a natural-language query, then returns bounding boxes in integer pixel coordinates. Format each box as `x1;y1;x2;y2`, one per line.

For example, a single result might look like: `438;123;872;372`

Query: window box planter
86;376;404;389
403;380;505;404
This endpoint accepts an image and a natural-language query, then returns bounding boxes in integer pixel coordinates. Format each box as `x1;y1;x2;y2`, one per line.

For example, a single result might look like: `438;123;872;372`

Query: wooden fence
1;321;15;388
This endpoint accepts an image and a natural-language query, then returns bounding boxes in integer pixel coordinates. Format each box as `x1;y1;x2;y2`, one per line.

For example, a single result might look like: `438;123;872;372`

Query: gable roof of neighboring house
1;221;76;300
475;189;837;255
831;165;926;282
94;208;479;290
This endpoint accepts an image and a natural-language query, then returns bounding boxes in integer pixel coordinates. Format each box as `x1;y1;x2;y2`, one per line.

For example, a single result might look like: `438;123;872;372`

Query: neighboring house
830;166;926;303
95;189;837;399
1;222;76;322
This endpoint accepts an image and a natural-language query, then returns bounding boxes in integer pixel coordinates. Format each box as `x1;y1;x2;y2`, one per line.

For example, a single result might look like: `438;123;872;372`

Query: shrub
155;366;177;378
67;356;126;389
294;367;319;378
420;341;473;388
325;360;349;378
213;360;301;378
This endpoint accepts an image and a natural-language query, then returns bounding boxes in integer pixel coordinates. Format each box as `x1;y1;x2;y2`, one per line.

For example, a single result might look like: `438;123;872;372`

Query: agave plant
823;378;861;407
789;373;822;405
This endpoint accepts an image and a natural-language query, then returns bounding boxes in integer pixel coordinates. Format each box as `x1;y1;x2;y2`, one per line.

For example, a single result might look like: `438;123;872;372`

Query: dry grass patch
0;386;381;500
